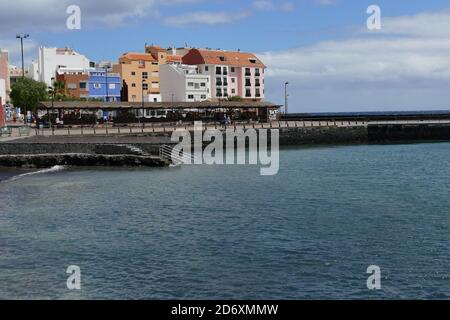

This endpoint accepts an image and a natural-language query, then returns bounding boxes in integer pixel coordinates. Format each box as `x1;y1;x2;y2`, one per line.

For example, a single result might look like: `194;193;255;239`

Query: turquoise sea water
1;142;450;299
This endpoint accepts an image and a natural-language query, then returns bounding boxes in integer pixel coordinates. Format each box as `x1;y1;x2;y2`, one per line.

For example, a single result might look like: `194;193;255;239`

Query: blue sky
1;0;450;111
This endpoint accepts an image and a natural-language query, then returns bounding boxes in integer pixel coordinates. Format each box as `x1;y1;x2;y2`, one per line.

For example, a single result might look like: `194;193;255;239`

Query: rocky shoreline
0;153;170;168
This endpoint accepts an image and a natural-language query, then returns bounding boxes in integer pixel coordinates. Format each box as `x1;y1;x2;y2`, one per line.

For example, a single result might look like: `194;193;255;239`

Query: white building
160;64;211;102
36;47;92;86
0;79;5;106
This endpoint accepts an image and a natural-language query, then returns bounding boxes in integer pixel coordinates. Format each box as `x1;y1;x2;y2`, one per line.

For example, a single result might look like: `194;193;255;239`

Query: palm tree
53;80;66;100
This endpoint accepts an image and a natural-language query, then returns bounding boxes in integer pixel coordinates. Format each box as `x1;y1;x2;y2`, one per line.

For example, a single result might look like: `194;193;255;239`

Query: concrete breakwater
1;123;450;168
0;154;168;168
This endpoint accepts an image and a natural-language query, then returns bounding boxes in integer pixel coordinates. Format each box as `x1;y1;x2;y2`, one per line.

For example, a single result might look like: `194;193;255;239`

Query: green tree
10;78;48;116
53;80;66;99
227;95;243;102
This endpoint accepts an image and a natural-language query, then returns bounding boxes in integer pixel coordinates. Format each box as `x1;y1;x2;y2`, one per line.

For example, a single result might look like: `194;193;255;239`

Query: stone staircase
94;144;149;156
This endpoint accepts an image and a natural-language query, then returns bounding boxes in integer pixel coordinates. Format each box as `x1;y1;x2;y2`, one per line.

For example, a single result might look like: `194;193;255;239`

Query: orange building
56;68;89;99
113;53;161;102
113;45;184;103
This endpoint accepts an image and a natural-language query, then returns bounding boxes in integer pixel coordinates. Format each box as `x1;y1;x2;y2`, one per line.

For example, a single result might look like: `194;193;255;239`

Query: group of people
223;115;232;125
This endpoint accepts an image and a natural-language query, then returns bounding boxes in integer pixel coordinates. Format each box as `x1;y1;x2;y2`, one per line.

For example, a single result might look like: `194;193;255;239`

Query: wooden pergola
37;101;281;124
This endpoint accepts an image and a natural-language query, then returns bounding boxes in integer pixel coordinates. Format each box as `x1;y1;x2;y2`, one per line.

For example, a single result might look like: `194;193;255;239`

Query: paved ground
2;120;450;143
0;135;173;144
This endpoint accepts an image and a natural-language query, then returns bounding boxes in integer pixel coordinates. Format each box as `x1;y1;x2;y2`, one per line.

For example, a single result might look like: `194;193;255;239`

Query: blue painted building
88;69;121;102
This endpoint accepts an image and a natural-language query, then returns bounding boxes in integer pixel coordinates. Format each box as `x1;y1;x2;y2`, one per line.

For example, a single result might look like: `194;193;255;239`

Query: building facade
160;64;211;102
113;53;162;103
88;69;121;102
182;49;266;101
56;68;90;99
9;66;31;87
0;49;10;103
36;47;93;86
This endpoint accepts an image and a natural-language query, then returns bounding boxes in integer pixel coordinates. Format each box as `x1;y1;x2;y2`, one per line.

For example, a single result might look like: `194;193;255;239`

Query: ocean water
1;142;450;300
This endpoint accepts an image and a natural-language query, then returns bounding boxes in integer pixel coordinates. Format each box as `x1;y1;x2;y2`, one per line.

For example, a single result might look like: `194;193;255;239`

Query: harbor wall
2;123;450;158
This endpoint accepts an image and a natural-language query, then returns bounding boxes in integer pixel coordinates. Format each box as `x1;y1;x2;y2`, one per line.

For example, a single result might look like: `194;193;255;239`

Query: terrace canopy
37;101;281;124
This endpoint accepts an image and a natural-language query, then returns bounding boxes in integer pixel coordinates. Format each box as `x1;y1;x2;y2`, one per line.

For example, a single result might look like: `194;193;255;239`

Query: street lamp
141;79;147;125
16;34;30;78
104;67;109;102
284;82;289;115
47;77;55;130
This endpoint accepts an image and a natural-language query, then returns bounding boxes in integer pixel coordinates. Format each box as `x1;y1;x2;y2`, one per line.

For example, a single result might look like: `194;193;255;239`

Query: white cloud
0;0;206;33
260;9;450;112
163;11;250;26
0;39;38;67
252;1;295;12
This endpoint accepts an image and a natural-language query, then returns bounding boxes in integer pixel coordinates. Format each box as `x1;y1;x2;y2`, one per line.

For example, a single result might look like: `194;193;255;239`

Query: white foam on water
0;166;66;183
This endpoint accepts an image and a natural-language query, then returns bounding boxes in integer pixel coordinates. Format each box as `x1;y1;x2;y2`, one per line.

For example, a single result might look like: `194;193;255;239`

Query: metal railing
3;120;450;139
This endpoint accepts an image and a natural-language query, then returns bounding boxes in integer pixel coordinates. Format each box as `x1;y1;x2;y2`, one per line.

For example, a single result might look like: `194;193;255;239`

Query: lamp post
104;67;109;102
284;82;289;115
47;77;55;130
141;79;147;125
16;34;30;78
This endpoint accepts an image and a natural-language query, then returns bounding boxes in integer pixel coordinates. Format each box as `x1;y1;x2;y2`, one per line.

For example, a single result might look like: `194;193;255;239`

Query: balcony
223;70;228;76
223;80;228;86
245;70;251;76
216;81;223;86
216;68;222;75
255;82;261;87
255;72;261;77
245;82;252;87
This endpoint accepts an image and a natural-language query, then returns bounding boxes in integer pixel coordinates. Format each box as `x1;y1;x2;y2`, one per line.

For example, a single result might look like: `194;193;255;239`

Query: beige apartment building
113;45;183;102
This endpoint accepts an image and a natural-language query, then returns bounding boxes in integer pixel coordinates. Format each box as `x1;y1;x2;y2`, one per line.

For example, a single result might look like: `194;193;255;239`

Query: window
132;83;136;88
195;83;200;89
79;82;87;89
143;83;148;90
138;60;145;68
152;62;158;65
249;58;257;64
216;89;222;97
246;89;251;97
216;66;222;74
256;88;261;97
109;84;116;89
142;72;148;79
219;56;226;62
152;82;159;88
153;98;158;102
232;89;236;94
231;67;235;73
231;78;236;83
187;82;194;87
131;71;136;76
245;68;251;76
188;94;194;100
68;83;77;89
200;83;206;87
205;66;209;71
93;83;101;89
201;95;207;99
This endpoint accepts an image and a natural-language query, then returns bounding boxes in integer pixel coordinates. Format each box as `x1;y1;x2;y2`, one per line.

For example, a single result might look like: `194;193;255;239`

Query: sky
1;0;450;112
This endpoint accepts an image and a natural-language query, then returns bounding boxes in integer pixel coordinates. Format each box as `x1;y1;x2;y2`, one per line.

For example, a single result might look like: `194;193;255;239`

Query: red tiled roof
120;52;156;62
183;49;266;68
167;55;183;63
